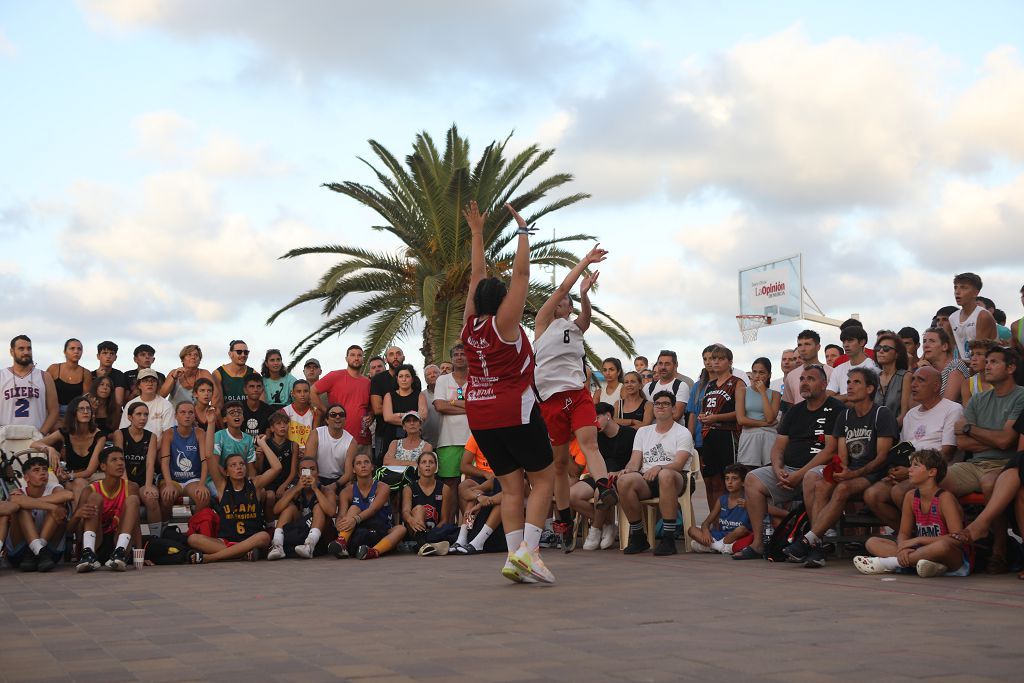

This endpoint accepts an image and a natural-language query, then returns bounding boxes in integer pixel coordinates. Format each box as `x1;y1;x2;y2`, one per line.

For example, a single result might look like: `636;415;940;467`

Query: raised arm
575;270;599;334
494;203;533;342
462;200;487;325
535;245;607;338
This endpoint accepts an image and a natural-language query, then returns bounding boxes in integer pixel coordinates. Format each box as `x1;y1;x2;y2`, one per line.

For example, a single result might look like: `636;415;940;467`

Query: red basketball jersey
461;315;536;429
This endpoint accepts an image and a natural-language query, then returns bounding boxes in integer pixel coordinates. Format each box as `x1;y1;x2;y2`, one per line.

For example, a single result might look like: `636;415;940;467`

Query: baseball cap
304;358;321;368
401;411;422;423
137;368;159;382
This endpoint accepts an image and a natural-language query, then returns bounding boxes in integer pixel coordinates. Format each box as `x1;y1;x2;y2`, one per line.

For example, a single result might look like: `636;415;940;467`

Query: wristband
516;222;539;236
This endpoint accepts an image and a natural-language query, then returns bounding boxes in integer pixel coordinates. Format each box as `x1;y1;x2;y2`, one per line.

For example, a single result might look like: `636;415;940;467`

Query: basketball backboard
738;253;803;326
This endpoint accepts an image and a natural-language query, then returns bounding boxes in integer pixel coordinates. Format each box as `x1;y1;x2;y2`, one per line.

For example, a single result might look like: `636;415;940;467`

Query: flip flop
451;543;477;555
731;546;761;561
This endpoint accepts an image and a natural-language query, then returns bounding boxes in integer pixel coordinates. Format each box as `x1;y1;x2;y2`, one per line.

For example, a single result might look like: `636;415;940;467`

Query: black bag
764;504;810;562
374;466;414;491
885;441;915;470
145;527;189;565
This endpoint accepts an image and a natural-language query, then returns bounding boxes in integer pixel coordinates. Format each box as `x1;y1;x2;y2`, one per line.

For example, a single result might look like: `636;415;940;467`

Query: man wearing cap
312;345;373;456
119;369;175;435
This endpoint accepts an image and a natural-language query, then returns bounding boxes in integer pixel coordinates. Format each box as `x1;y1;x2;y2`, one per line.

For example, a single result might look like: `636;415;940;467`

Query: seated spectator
32;395;105;497
733;366;842;560
688;464;752;554
402;451;457;548
941;346;1024;573
71;447;141;572
112;401;160;533
863;366;962;531
125;344;166;402
988;304;1013;343
257;410;299;523
261;349;297;409
188;435;281;564
874;332;913;427
961;339;996;404
158;402;211;520
268;456;336;560
382;412;433;468
1;456;73;572
327;452;407;560
241;373;276;442
616;390;694;556
594;357;624;405
304;403;357;489
615;371;652;428
92;340;127;406
46;338;91;418
854;449;970;577
933;306;959;351
118;369;175;435
208;401;257;494
918;326;969;402
575;402;635;550
88;375;120;434
899;326;921;365
192;377;218;433
160;344;217;408
456;435;496;537
824;344;842;368
736;357;781;468
784;368;897;568
772;349;798;396
827;326;880;404
381;364;427;457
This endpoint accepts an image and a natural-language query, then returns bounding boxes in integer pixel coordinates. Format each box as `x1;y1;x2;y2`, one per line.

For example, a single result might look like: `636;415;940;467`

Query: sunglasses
874;345;896;353
328;412;345;418
233;349;250;356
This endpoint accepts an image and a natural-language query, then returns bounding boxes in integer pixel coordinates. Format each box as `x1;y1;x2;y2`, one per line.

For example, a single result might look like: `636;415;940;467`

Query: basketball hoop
736;314;772;343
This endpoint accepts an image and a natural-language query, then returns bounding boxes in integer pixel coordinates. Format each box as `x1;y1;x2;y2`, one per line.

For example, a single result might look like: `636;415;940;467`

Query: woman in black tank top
381;365;427;451
402;452;450;535
46;338;92;416
615;372;653;428
30;395;103;497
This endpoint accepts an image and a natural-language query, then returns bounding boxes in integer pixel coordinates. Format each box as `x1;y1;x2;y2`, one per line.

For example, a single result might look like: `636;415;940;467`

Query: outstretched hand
581;271;600;296
584;244;608;266
505;203;527;228
463;201;487;233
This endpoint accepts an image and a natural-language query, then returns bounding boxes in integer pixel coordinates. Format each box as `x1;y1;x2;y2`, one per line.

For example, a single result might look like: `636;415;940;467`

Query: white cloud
133;110;193;162
0;28;16;57
196;133;287;176
946;46;1024;169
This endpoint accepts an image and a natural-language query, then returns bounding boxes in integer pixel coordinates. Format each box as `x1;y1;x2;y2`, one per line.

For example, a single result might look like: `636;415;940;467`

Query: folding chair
619;451;701;552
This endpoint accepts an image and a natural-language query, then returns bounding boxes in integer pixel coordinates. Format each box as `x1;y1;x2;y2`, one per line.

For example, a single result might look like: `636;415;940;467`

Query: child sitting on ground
853;448;971;578
688;464;752;554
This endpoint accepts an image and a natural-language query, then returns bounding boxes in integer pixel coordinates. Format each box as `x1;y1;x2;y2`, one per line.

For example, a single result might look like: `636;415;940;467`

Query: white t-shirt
827;357;880;395
644;378;691;425
632;422;694;474
901;399;964;450
433;372;470;448
120;395;176;434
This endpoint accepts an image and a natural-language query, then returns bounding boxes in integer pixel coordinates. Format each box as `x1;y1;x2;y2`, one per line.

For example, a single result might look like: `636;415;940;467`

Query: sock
305;528;321;547
337;529;352;543
720;543;734;554
273;528;285;546
524;523;543;551
372;538;394;555
116;533;131;550
456;523;470;546
881;556;902;570
710;539;725;552
804;530;820;545
83;531;97;552
470;524;494;551
662;520;677;537
558;508;573;525
505;528;525;554
628;520;643;534
29;538;46;555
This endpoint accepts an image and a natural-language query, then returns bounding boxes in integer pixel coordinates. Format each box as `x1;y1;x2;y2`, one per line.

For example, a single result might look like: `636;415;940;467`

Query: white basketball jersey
534;318;586;401
951;306;981;360
0;367;48;430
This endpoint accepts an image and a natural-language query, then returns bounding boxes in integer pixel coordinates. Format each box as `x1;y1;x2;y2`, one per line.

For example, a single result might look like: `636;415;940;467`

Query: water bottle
762;513;774;548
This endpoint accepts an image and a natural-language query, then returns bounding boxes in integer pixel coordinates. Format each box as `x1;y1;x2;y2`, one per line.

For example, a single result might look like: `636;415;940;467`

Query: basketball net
736;314;772;344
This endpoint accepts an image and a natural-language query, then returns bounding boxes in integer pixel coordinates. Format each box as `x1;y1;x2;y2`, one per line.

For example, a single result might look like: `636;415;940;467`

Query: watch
962;423;972;435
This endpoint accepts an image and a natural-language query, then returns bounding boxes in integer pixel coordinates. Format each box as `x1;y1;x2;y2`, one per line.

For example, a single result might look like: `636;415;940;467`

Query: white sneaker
294;542;315;559
600;523;618;550
853;555;892;575
583;527;602;550
710;539;725;553
719;543;734;555
510;542;556;584
500;556;537;583
916;559;948;578
267;544;286;561
690;540;713;553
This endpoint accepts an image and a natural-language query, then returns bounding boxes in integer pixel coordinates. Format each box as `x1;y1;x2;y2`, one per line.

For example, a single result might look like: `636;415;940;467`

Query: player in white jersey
534;245;616;552
1;335;58;434
951;272;996;359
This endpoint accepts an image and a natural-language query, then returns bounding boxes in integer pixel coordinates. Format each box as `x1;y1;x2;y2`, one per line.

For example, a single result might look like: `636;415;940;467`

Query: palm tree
267;124;635;368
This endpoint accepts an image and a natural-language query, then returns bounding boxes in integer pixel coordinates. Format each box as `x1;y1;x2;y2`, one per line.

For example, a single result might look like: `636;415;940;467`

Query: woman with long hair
874;332;913;425
46;338;92;418
593;357;624;405
735;357;781;467
918;327;968;402
88;375;120;434
261;349;297;409
31;395;104;497
614;371;653;428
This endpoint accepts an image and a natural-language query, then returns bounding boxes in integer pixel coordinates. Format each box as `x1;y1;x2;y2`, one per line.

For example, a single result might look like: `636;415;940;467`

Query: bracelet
354;514;361;523
516;223;538;236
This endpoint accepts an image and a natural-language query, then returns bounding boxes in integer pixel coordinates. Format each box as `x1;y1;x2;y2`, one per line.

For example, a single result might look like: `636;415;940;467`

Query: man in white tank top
1;335;58;434
303;403;358;488
952;272;996;360
534;246;617;552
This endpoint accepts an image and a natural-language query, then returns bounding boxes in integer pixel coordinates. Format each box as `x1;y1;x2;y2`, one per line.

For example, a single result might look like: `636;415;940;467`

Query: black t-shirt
92;368;127;390
262;436;294;491
777;396;845;469
125;368;167;398
370;371;422;436
832;405;899;469
379;390;420;449
598;426;636;472
242;401;277;441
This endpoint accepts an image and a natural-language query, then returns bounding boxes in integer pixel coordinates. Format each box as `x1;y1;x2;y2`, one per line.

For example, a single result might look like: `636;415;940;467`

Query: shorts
539;388;598;446
736;426;775;467
700;430;737;477
945;458;1009;496
471;406;554;477
435;445;464;479
627;472;682;500
750;465;802;506
469;476;502;494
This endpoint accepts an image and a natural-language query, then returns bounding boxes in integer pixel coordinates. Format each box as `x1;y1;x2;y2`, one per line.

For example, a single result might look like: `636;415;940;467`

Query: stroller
0;424;51;499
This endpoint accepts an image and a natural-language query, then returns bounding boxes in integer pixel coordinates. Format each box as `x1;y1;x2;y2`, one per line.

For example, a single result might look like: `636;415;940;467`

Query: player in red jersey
461;200;556;584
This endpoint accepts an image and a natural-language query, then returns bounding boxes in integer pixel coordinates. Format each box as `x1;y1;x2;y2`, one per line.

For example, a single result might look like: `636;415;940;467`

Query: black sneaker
327;538;349;559
552;520;575;554
782;537;811;563
539;529;559;548
653;535;677;556
76;548;100;573
623;529;651;555
105;547;128;572
19;552;38;572
36;552;56;573
595;482;618;510
246;548;261;562
804;545;826;568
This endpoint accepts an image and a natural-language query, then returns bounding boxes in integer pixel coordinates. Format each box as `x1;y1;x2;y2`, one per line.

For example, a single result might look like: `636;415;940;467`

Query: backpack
764;503;811;562
647;379;682;401
144;526;189;565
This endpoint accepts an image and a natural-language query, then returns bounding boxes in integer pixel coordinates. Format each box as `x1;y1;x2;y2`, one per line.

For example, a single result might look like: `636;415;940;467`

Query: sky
3;1;1024;379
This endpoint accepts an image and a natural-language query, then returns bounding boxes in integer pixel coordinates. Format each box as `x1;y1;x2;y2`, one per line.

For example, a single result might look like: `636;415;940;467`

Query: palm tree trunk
420;318;436;366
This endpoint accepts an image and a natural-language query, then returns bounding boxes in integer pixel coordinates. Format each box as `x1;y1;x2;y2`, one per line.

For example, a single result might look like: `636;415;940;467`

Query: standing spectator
827;326;880;404
594;358;624;405
634;356;649;373
46;338;91;418
261;349;297;409
824;344;842;368
380;365;427;460
992;309;1012;344
433;344;470;521
370;346;419;459
699;345;742;505
118;370;174;435
918;327;968;402
644;350;690;424
874;332;913;427
367;356;386;378
302;357;322;385
312;344;372;455
160;345;217;408
772;349;798;396
125;344;165;402
781;330;834;410
421;363;441;449
687;346;716;455
736;357;781;467
212;340;257;405
1010;284;1024;357
615;371;652;428
950;273;998;359
899;326;921;365
439;360;453;374
241;374;275;442
962;339;996;404
92;340;127;406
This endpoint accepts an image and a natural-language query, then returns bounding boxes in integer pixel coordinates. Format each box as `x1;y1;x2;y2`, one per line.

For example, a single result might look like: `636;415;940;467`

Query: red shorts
539;389;599;446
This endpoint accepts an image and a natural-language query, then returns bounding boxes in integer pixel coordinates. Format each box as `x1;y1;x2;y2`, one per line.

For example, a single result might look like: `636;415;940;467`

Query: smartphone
301;468;312;477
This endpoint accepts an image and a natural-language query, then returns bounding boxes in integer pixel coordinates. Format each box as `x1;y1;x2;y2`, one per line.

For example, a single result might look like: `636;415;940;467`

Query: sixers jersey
0;367;48;430
533;318;586;401
461;316;536;430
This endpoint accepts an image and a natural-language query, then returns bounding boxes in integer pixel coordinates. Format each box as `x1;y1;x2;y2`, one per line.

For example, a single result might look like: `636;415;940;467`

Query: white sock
524;523;543;552
273;528;285;546
720;543;734;554
83;531;97;551
505;528;525;554
116;533;131;550
29;538;46;555
710;539;725;552
456;523;470;547
470;524;494;551
804;530;820;545
880;556;901;570
305;528;321;547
